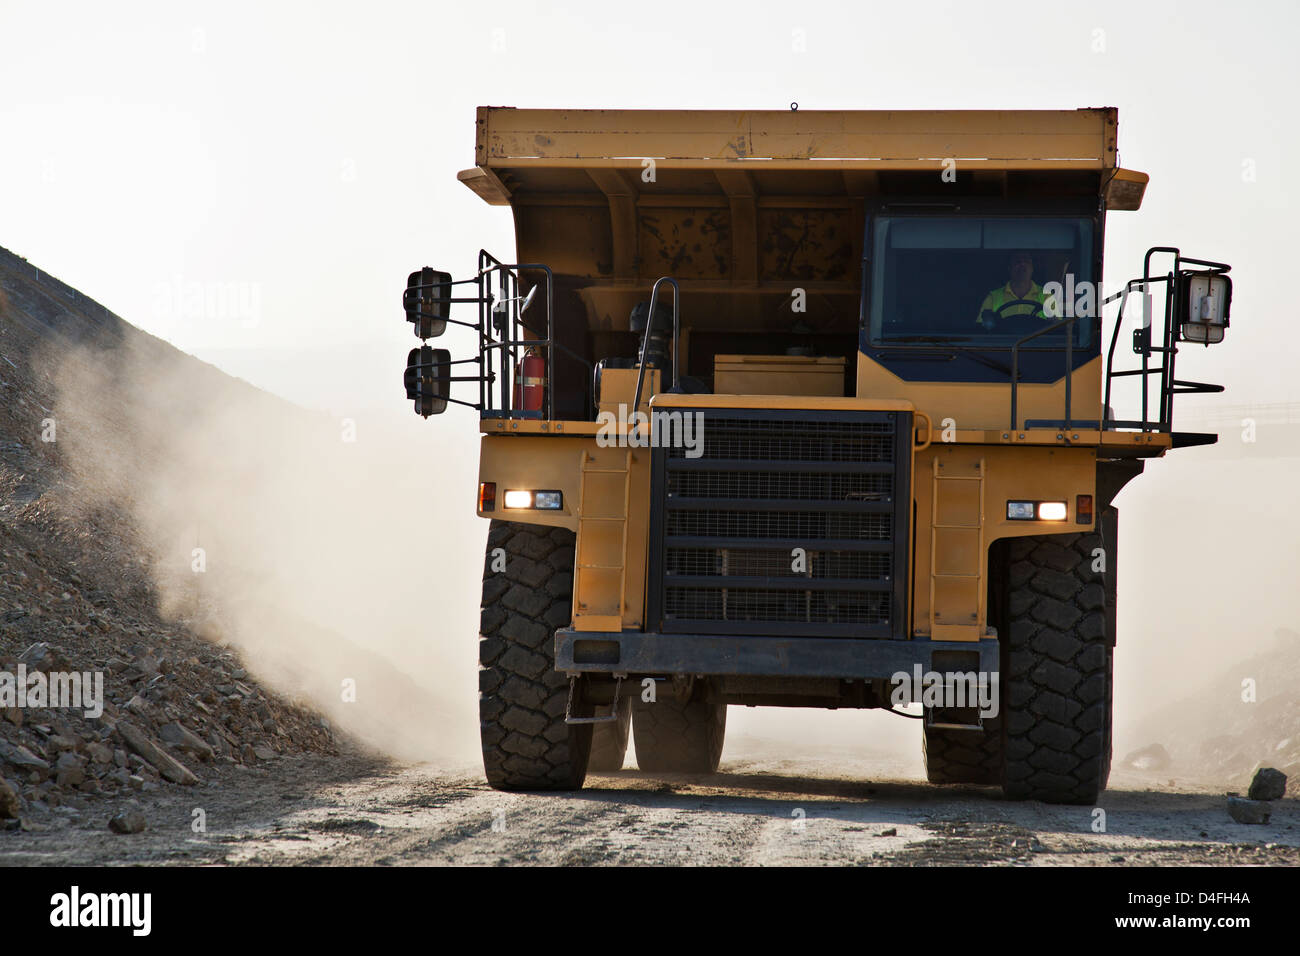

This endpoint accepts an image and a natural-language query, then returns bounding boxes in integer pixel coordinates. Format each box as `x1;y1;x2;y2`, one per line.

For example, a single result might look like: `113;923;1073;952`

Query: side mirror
403;268;452;339
491;284;539;334
1177;273;1231;345
404;345;450;417
519;284;538;316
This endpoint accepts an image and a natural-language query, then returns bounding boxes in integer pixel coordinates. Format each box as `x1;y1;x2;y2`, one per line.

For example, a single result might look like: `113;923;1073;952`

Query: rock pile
0;634;337;826
0;247;339;829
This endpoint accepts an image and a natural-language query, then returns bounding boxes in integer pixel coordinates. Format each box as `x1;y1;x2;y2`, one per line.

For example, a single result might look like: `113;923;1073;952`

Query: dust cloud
43;331;485;768
1113;443;1300;785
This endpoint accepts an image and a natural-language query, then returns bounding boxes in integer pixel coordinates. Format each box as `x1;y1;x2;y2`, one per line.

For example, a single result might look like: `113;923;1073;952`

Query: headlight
503;490;534;509
533;491;563;510
1006;500;1069;521
1037;501;1068;521
502;489;563;510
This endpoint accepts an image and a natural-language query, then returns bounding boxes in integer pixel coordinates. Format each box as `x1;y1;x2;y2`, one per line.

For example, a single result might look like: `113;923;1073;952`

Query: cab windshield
867;216;1095;348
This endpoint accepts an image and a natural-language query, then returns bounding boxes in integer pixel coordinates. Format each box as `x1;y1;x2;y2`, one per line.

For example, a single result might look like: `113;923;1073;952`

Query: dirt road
3;738;1296;866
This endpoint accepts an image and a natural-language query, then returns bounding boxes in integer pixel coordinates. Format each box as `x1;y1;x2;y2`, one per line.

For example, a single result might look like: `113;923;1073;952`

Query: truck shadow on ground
578;768;1300;846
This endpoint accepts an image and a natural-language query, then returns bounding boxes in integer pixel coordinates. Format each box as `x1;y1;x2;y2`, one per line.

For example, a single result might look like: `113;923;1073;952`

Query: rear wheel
632;692;726;774
587;704;631;772
479;520;592;791
923;719;1002;785
1000;524;1112;804
922;535;1010;787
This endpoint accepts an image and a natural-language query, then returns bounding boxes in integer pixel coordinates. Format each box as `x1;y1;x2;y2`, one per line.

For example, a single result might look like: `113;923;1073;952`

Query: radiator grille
664;547;891;580
669;469;892;501
650;409;911;639
664;588;891;625
692;419;895;462
665;509;891;541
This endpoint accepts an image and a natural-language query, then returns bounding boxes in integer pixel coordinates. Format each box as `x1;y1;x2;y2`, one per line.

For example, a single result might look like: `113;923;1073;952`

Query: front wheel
478;520;592;791
1000;526;1112;804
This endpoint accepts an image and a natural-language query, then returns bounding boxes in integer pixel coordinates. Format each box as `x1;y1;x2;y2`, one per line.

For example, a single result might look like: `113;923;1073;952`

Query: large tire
922;533;1009;787
923;719;1002;786
1001;525;1112;804
632;693;726;774
1099;505;1119;789
587;704;631;772
479;520;592;791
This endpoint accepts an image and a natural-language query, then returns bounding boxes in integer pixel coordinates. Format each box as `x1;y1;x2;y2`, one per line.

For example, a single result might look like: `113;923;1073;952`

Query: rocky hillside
1123;627;1300;793
0;246;337;829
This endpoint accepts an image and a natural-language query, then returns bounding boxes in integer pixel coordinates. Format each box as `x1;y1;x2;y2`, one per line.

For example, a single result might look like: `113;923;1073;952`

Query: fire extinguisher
512;348;546;412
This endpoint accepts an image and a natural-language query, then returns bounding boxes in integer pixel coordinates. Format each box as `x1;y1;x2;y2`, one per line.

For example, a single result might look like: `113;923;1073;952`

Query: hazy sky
2;0;1297;415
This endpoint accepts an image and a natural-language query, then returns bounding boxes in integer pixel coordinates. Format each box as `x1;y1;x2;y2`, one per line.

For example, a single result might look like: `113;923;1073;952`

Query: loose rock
1227;795;1271;825
116;721;199;785
0;777;20;818
55;767;85;788
1248;767;1287;802
1124;743;1171;771
0;740;50;774
108;810;146;834
159;722;214;761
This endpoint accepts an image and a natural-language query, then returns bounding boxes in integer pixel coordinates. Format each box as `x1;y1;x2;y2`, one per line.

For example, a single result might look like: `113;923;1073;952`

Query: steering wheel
981;298;1047;330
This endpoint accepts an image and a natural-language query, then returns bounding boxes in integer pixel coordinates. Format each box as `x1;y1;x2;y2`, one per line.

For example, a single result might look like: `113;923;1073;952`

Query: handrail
1099;247;1230;434
1009;315;1077;432
476;254;558;419
1102;280;1134;428
631;276;681;430
913;410;934;452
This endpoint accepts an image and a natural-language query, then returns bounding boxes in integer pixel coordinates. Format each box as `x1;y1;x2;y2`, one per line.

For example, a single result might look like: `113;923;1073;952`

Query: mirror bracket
1131;326;1151;356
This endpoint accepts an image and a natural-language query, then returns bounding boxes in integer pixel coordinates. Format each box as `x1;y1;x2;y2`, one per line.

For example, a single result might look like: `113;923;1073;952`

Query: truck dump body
460;107;1144;425
463;107;1122;177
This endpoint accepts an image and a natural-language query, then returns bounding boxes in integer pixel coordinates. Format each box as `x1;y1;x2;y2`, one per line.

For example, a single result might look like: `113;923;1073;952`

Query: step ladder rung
930;456;987;638
574;448;634;627
926;720;985;732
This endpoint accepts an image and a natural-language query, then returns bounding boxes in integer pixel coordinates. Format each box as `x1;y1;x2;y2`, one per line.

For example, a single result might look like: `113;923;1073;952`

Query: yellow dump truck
402;107;1234;803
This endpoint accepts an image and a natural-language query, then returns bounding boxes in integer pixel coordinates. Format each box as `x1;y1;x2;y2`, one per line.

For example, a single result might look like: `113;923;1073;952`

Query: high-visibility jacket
976;281;1058;325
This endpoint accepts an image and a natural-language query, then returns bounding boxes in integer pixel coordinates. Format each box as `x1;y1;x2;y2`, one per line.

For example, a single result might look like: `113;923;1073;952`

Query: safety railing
631;276;682;421
1100;247;1229;433
1009;315;1078;432
1007;246;1231;433
476;251;556;419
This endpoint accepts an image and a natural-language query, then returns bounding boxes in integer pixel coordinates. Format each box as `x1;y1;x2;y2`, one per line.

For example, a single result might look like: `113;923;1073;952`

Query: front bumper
556;629;999;681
